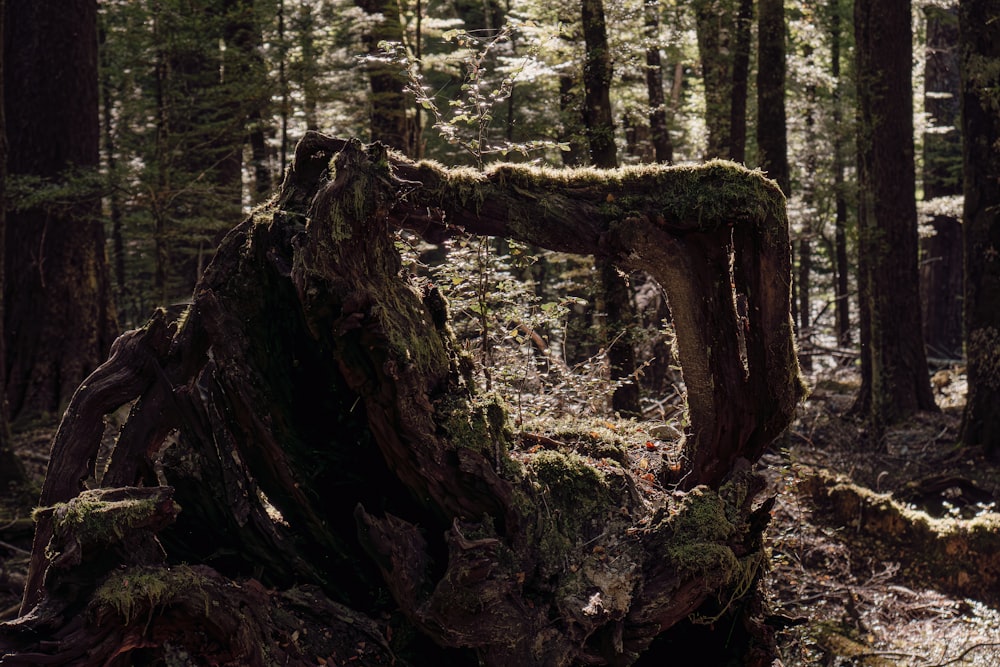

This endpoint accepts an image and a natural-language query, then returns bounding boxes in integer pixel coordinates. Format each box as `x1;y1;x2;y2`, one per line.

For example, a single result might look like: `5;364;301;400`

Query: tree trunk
222;0;273;204
853;0;937;424
920;5;963;360
0;0;25;489
295;1;320;132
644;0;673;164
580;0;641;416
728;0;753;164
581;0;617;169
357;0;414;155
756;0;789;198
692;0;750;161
2;0;118;422
1;135;802;665
830;0;852;348
958;0;1000;456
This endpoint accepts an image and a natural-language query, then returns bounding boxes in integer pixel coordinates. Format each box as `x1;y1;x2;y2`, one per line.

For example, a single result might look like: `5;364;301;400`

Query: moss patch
91;565;208;625
43;488;168;545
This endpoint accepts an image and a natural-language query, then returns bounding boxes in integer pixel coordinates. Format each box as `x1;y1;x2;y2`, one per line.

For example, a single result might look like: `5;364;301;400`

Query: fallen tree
0;135;803;666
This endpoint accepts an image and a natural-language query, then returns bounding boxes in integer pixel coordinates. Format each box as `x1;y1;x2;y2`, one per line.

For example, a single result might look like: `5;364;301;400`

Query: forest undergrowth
765;364;1000;667
1;362;998;666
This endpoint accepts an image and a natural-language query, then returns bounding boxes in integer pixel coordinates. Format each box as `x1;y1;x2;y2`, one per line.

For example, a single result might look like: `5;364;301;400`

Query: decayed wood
19;312;173;614
1;134;801;666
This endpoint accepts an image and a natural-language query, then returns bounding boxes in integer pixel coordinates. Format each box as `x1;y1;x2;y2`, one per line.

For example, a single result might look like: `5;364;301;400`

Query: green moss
667;542;739;583
669;487;735;545
91;565;209;625
523;450;616;576
43;489;165;545
638;487;744;591
438;393;514;464
528;450;609;511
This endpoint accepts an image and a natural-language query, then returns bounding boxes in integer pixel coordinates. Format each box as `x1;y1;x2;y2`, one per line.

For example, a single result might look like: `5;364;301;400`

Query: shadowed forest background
0;0;999;665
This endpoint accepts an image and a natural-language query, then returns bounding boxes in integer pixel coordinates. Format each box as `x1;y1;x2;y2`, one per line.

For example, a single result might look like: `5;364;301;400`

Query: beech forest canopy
73;0;985;430
4;0;998;447
3;0;998;450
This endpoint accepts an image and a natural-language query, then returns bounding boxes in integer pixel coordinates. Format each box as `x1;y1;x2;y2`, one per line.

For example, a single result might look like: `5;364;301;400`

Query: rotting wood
1;134;802;666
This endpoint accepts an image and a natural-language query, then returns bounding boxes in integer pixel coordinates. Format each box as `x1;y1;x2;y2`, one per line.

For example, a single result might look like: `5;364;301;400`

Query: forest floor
764;364;1000;666
1;365;999;665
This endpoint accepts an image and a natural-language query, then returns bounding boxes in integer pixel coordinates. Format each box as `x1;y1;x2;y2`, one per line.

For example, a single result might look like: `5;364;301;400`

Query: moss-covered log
1;134;801;666
802;470;1000;605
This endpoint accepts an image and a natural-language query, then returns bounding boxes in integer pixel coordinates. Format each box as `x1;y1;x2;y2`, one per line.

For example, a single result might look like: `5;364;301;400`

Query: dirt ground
2;365;999;665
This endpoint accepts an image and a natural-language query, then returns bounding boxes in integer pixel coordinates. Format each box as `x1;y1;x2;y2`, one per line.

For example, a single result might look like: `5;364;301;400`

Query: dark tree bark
692;0;751;161
958;0;1000;456
920;6;963;360
728;0;753;164
1;135;802;665
644;0;673;164
579;0;640;416
222;0;274;204
830;0;852;347
0;0;24;489
581;0;617;169
756;0;789;195
2;0;118;422
853;0;937;423
98;22;127;307
357;0;415;155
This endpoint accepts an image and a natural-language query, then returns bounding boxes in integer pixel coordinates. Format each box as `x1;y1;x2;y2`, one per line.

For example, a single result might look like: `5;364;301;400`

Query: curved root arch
3;134;802;667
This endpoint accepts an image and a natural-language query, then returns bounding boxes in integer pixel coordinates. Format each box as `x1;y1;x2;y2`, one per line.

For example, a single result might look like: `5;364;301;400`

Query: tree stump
0;135;802;666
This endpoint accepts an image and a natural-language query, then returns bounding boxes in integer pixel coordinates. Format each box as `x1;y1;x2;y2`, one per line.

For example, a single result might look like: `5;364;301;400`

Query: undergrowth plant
375;24;566;170
383;25;680;424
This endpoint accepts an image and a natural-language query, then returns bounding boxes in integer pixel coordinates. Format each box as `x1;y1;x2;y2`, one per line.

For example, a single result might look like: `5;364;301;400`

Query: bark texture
958;0;1000;455
2;0;118;422
1;135;802;665
920;6;963;360
853;0;937;423
691;0;751;161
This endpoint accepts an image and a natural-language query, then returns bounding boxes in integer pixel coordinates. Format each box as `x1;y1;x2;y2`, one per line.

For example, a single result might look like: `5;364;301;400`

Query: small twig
0;539;31;556
923;642;1000;667
519;432;567;450
853;649;932;661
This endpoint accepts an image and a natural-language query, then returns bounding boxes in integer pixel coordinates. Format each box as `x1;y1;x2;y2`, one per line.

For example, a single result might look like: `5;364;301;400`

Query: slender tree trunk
645;0;673;163
757;0;789;194
3;0;118;421
297;1;320;132
692;0;750;161
853;0;937;424
920;5;963;360
278;0;289;175
729;0;753;163
580;0;640;416
223;0;272;203
357;0;414;155
693;0;733;158
581;0;617;168
958;0;1000;455
152;19;169;306
830;0;851;347
99;22;126;304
